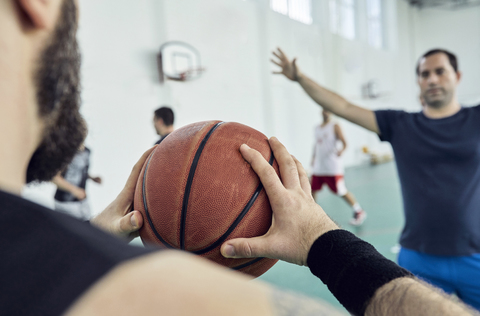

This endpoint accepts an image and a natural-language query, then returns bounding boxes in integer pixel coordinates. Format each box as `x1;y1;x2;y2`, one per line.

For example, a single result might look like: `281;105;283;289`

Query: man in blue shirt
272;47;480;309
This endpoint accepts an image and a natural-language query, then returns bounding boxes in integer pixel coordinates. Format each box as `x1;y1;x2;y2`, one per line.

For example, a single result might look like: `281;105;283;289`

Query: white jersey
312;122;344;176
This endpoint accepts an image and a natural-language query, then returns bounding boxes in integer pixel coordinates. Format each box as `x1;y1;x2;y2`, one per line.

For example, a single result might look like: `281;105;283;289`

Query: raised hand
271;48;301;81
221;137;338;266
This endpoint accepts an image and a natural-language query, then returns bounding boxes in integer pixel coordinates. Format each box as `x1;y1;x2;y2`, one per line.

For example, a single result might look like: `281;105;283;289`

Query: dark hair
154;106;174;126
416;49;458;75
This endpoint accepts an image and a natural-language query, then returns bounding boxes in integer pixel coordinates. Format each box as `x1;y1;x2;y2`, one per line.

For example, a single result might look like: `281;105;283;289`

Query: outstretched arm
66;250;344;316
272;48;379;134
66;139;476;316
221;138;476;316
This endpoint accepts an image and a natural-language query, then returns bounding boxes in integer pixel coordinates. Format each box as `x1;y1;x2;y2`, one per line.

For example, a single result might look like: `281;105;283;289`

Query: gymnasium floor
258;160;405;313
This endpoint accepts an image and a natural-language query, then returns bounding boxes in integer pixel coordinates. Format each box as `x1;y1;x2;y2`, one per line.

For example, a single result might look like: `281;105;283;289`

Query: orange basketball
133;121;279;277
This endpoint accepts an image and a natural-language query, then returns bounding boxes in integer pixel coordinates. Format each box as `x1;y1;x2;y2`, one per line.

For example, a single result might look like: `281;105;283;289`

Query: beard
26;0;87;183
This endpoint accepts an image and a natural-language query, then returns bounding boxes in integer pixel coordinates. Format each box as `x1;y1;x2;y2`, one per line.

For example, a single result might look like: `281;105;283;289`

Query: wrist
307;230;413;315
295;71;305;83
302;211;338;266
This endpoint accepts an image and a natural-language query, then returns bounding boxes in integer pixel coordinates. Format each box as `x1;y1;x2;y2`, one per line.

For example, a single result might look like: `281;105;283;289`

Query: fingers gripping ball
133;121;279;277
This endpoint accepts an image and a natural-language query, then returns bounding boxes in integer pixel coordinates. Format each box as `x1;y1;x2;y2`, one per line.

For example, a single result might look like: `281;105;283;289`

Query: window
329;0;356;40
366;0;383;49
270;0;313;25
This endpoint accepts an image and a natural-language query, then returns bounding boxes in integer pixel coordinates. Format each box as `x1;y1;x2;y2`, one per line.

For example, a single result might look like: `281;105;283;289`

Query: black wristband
307;230;413;316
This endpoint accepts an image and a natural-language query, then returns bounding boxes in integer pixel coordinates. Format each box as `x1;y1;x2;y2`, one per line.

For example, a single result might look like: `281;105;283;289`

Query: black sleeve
374;110;406;142
307;230;413;316
0;191;156;316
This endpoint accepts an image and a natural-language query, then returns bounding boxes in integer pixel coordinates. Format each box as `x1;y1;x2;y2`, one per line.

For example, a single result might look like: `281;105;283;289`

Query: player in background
311;110;366;226
153;106;175;145
52;144;102;221
270;46;480;310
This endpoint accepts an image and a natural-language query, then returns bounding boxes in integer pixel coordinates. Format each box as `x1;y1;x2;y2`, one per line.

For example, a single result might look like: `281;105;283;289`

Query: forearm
67;251;344;316
297;73;379;133
306;230;477;316
297;73;349;114
367;277;477;316
52;176;79;194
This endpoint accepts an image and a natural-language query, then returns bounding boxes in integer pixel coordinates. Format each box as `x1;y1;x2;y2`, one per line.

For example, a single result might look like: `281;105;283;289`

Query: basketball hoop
157;41;205;83
168;67;206;82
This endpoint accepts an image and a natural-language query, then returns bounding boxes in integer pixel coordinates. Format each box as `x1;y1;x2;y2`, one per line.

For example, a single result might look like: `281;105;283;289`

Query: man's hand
90;176;102;184
90;147;156;241
271;48;301;81
221;137;338;266
72;187;87;201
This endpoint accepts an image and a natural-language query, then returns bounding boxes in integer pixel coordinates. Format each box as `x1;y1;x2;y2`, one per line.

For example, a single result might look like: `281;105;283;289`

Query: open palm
271;48;300;81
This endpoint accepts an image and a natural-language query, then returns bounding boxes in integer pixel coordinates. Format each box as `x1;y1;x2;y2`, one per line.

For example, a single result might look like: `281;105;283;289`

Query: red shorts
311;175;347;196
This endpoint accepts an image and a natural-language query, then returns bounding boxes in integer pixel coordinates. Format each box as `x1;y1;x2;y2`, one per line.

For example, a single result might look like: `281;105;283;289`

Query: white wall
412;5;480;105
23;0;478;215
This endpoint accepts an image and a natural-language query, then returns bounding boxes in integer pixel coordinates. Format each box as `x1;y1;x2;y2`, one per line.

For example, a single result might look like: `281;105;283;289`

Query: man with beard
0;1;477;315
272;47;480;310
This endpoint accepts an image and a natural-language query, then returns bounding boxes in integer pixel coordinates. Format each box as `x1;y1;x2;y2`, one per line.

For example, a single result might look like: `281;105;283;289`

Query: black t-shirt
154;133;170;145
0;190;154;315
54;147;91;202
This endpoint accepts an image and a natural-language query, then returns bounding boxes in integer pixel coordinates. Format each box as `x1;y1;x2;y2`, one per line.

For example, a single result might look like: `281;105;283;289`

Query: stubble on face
418;54;458;110
26;0;87;183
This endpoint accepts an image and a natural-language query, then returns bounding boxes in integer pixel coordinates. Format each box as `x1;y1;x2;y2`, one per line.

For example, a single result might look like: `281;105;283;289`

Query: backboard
157;41;205;83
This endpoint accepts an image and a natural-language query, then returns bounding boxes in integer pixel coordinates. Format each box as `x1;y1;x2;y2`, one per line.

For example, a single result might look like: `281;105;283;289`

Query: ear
456;70;462;83
17;0;61;30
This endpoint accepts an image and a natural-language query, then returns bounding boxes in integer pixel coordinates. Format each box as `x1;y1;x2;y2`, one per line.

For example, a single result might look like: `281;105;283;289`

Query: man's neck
0;132;31;195
160;126;174;136
321;119;331;127
423;100;461;119
0;71;40;196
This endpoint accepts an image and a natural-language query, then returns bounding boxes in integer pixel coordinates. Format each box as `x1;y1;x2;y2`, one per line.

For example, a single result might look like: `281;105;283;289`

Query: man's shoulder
375;109;415;123
0;190;154;315
463;104;480;113
375;109;412;116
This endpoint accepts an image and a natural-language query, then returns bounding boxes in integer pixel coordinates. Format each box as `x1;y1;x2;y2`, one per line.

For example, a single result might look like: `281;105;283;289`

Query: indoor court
7;0;480;314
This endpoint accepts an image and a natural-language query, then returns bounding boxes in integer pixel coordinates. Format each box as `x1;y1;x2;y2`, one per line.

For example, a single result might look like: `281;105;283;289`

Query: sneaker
350;210;367;226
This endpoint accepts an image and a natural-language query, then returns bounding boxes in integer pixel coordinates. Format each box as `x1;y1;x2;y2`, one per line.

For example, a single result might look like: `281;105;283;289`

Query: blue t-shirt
375;105;480;256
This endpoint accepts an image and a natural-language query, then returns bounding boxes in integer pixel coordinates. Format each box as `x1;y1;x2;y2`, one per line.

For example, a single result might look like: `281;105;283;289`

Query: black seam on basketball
180;122;224;250
232;257;265;271
194;151;275;255
142;150;174;248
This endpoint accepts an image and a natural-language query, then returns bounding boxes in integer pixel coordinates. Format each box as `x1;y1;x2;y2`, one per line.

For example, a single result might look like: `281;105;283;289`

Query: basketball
133;121;279;277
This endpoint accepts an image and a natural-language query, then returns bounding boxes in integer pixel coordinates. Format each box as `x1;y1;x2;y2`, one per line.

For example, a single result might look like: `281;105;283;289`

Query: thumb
118;211;143;235
221;236;269;259
292;58;298;78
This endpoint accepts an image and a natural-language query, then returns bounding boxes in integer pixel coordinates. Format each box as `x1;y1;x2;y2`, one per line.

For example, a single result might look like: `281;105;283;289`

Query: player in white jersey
311;110;367;226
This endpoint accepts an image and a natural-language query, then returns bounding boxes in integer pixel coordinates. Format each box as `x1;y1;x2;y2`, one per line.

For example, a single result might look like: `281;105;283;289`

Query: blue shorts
398;247;480;310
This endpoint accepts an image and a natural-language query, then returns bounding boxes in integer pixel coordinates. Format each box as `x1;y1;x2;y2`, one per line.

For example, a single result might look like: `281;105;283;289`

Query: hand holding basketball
91;147;155;241
221;137;338;266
